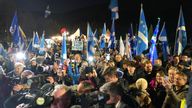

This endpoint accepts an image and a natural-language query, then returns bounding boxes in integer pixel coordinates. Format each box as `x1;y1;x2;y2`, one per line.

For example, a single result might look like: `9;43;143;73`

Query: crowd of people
0;40;192;108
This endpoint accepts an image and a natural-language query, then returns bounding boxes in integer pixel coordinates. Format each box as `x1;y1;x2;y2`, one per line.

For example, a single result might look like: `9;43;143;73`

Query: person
0;66;11;108
51;85;72;108
114;54;123;69
100;81;139;108
102;67;129;92
143;60;156;84
123;61;144;86
162;72;189;108
167;66;179;84
148;71;166;108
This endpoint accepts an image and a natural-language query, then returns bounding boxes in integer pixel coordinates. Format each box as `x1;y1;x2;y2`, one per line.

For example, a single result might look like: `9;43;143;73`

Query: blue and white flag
136;4;148;55
149;18;160;65
100;23;106;49
39;32;45;55
10;12;18;35
109;0;119;20
61;32;67;62
108;19;116;49
158;22;170;61
174;7;187;55
125;34;133;61
32;32;40;48
87;23;95;61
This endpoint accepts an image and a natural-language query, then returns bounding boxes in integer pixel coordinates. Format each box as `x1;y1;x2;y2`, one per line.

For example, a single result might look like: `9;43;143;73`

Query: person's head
115;54;122;63
122;60;129;70
144;60;153;73
136;78;148;91
105;82;124;104
14;62;25;76
30;58;37;66
156;71;165;84
84;66;97;78
74;54;82;63
102;67;118;82
21;70;34;79
77;80;95;94
154;59;162;68
175;72;188;87
127;61;136;75
180;55;188;62
173;55;180;64
52;85;69;99
168;66;179;84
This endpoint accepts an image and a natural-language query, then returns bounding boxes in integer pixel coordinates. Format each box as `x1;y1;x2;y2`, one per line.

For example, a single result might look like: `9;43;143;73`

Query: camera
71;91;109;107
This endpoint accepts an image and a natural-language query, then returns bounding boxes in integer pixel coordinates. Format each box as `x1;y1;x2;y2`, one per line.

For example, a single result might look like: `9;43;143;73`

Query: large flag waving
10;12;18;35
174;7;187;55
149;18;160;65
159;22;170;61
87;23;95;61
108;19;116;49
136;4;148;55
109;0;119;20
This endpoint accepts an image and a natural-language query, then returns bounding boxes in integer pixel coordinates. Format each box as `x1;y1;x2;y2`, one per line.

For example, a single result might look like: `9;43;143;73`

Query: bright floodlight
16;52;26;60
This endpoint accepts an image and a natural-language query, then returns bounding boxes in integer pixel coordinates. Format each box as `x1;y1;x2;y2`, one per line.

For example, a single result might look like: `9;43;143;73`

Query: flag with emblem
136;4;148;55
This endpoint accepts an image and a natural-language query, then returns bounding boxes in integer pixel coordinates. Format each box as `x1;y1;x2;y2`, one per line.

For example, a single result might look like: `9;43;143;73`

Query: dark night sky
0;0;192;45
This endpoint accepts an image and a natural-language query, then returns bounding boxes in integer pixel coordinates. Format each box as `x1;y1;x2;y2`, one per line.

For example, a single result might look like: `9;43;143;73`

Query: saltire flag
32;32;40;48
100;23;106;49
174;7;187;55
61;32;67;63
136;4;148;55
119;36;125;56
108;19;116;49
109;0;119;20
10;12;18;35
87;23;95;61
149;18;160;65
158;22;170;61
39;32;45;55
125;34;133;61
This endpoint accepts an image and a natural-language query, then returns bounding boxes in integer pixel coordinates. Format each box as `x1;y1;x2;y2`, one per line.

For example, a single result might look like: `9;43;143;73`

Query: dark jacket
162;85;189;108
